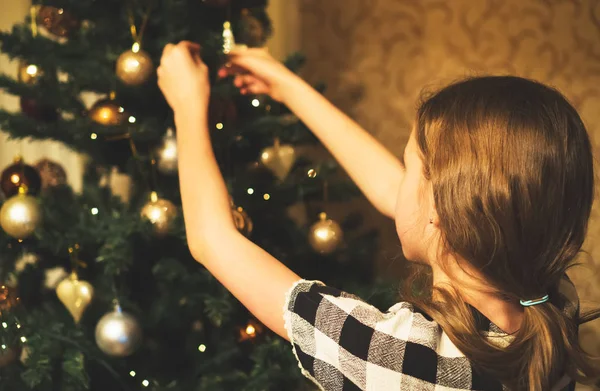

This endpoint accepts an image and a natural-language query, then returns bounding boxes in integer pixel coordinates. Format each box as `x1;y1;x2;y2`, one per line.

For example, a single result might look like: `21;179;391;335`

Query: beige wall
298;0;600;385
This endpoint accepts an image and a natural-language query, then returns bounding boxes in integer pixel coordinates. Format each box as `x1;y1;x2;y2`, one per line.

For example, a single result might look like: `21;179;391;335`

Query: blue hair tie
520;294;549;307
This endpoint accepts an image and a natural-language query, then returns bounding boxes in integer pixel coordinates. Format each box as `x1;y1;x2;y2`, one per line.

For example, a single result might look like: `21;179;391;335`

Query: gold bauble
95;305;142;357
56;272;94;324
156;128;178;175
89;98;128;126
231;204;253;237
260;139;296;181
17;61;43;85
140;191;177;236
0;189;42;240
308;212;343;254
116;48;154;86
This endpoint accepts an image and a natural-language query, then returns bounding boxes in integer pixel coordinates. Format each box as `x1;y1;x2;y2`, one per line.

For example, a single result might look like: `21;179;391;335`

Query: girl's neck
430;261;524;334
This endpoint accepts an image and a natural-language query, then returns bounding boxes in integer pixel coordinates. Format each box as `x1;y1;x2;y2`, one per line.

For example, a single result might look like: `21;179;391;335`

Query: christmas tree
0;1;395;389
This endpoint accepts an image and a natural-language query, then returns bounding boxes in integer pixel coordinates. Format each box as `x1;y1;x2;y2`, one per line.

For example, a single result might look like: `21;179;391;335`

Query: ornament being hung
17;61;43;85
20;97;58;122
89;94;128;126
140;191;177;236
1;156;42;198
36;6;80;38
33;158;68;192
231;199;253;237
308;212;344;254
0;186;42;240
239;9;266;47
156;128;178;175
202;0;231;7
56;271;94;324
95;303;142;357
116;43;154;86
260;138;296;181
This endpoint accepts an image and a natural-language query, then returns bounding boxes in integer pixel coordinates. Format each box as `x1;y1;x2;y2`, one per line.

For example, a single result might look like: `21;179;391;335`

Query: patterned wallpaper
298;0;600;359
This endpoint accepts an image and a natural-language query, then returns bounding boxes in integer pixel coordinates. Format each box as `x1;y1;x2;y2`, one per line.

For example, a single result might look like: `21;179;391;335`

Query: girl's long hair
406;76;600;390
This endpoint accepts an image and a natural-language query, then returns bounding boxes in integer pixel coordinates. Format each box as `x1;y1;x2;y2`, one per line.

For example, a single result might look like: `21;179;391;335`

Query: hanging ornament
260;138;296;181
56;271;93;324
222;21;236;54
95;304;142;357
36;6;80;38
156;128;178;175
231;200;253;237
239;9;266;47
0;284;20;314
0;186;42;240
33;158;68;192
202;0;231;7
17;61;43;85
308;212;344;254
1;156;42;198
140;191;177;236
20;97;58;122
116;43;154;86
89;94;128;126
116;3;154;86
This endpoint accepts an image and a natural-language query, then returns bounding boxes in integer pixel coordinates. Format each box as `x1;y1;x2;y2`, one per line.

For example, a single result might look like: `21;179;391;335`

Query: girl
157;42;600;390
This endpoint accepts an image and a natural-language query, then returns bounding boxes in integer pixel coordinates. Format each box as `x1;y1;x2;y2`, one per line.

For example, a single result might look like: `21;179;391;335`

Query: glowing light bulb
90;133;98;140
128;116;136;123
252;99;260;107
216;123;224;130
130;371;136;377
91;208;99;215
198;344;206;352
263;194;270;201
247;188;254;195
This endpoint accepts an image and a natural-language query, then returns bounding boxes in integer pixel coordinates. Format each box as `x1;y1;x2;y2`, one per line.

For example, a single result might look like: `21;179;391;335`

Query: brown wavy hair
405;76;600;390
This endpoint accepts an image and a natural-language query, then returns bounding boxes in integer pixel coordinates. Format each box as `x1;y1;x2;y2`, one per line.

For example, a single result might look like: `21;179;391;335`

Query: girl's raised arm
158;42;301;339
224;49;405;218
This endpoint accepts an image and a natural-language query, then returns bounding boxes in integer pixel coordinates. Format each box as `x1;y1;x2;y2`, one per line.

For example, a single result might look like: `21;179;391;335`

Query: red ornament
1;157;42;198
20;97;58;122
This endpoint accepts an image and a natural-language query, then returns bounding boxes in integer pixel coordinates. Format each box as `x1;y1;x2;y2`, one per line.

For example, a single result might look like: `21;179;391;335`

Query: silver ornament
157;128;178;175
95;304;142;357
0;190;42;239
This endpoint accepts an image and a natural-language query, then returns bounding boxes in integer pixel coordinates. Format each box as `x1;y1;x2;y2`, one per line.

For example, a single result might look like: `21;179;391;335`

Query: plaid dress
283;279;578;391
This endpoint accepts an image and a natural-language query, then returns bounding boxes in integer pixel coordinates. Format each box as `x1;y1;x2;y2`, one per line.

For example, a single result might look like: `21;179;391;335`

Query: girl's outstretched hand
219;48;296;102
158;41;210;115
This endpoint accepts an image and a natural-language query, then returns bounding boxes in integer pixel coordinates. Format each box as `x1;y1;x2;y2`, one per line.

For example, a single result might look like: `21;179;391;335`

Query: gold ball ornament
95;304;142;357
308;212;343;254
89;97;128;126
56;272;94;324
140;191;177;236
18;61;43;85
0;188;42;240
116;46;154;86
156;128;178;175
231;202;253;237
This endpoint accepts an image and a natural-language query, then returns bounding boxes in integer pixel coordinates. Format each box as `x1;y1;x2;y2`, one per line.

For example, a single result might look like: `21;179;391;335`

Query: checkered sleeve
283;279;477;391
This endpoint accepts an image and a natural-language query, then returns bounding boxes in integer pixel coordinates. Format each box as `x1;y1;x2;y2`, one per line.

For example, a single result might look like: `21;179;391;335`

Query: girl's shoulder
283;279;504;391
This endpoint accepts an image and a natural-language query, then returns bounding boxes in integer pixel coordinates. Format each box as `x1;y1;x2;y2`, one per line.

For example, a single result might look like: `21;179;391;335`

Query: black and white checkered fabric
283;279;578;391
